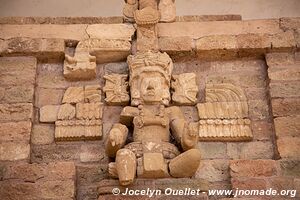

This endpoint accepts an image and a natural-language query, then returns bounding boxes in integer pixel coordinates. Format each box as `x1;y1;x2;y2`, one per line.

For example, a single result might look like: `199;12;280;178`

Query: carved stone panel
53;85;103;141
196;83;253;141
103;74;130;105
171;73;198;105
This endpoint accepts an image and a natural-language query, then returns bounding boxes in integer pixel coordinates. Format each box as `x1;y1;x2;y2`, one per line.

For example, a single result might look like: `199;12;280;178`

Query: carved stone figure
196;83;253;141
171;73;198;105
55;85;103;141
103;74;130;105
105;51;201;186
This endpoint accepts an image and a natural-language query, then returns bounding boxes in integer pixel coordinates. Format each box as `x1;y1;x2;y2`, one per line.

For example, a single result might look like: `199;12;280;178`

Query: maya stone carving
55;85;103;141
105;51;201;186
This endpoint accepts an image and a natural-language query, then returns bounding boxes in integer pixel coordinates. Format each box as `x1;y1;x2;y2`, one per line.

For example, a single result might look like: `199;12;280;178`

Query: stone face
0;121;31;142
230;160;279;178
0;142;30;161
0;103;33;122
39;105;60;122
31;124;55;145
270;81;300;98
274;116;300;138
277;137;300;159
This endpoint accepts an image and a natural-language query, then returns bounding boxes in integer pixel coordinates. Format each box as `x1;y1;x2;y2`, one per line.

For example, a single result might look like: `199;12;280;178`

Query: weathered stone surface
268;65;300;81
0;180;75;200
248;100;270;120
0;121;31;142
274;116;300;138
195;160;229;182
0;86;34;103
80;144;107;163
39;105;60;122
77;164;108;186
0;103;33;122
158;20;282;39
159;37;193;53
230;160;279;178
86;24;136;41
272;98;300;117
36;88;63;107
0;24;88;41
280;160;300;178
2;162;75;182
277;137;300;159
231;178;268;190
268;177;295;191
251;120;273;141
175;15;242;22
280;17;300;31
31;124;55;145
0;142;30;161
240;141;274;159
0;56;36;86
0;38;64;57
197;142;227;159
270;81;300;98
266;52;296;66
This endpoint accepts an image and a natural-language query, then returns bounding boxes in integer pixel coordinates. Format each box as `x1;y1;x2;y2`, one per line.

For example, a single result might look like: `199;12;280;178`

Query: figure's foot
116;149;137;186
169;149;201;178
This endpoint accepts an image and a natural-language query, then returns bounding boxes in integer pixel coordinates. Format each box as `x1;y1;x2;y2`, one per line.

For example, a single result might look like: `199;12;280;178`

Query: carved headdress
127;51;173;85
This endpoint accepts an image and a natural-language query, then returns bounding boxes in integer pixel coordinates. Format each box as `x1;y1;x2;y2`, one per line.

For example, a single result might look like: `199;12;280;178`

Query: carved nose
147;84;154;90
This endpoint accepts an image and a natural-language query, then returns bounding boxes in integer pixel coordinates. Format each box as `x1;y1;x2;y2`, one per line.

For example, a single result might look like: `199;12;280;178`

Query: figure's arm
167;106;199;151
105;123;128;158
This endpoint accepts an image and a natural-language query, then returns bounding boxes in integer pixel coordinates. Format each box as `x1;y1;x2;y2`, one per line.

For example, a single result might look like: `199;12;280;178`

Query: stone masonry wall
0;16;299;200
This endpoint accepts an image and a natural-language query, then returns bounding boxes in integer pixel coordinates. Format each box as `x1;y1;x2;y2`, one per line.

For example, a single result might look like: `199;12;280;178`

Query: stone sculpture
55;85;103;141
197;83;253;141
105;51;201;186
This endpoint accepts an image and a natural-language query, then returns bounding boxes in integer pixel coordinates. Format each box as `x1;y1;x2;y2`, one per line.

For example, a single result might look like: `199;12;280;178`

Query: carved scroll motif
197;83;253;141
171;73;198;105
55;85;103;141
103;74;130;106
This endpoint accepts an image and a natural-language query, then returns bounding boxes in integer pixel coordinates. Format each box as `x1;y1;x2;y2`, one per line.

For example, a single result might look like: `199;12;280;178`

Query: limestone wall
0;17;299;200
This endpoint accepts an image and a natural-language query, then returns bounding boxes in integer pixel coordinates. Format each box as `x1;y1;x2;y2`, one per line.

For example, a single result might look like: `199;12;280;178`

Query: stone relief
171;73;198;105
197;83;253;141
103;74;130;105
54;85;103;141
105;51;201;186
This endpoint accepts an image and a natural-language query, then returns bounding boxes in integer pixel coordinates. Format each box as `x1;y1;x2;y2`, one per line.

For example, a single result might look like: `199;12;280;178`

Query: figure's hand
109;128;125;147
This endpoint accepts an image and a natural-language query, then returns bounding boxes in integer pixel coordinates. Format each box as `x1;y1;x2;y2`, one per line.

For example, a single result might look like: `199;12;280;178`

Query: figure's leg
115;149;137;186
168;149;201;178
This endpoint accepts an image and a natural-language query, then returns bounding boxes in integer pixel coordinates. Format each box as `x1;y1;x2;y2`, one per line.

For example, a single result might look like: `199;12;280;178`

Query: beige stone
240;141;273;159
159;0;176;22
270;81;300;98
171;73;198;105
0;142;30;161
40;105;60;122
76;103;103;120
268;65;300;81
136;25;159;52
274;116;300;138
142;152;169;178
0;121;31;142
115;149;136;186
84;85;102;103
0;103;33;122
57;104;76;120
103;74;130;105
62;86;84;104
31;124;55;145
0;86;34;103
159;36;193;53
195;159;229;182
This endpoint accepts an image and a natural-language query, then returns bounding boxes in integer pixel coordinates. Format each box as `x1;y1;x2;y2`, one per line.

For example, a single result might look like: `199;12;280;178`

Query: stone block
159;36;193;53
270;81;300;98
268;177;295;191
39;105;60;122
31;124;55;145
0;103;33;122
268;65;300;81
272;98;300;117
274;116;300;138
231;178;268;190
230;160;279;178
251;120;273;141
277;137;300;159
280;160;300;178
195;160;230;182
0;56;36;87
0;142;30;161
0;121;31;142
197;142;227;159
239;141;273;159
36;88;64;107
80;144;107;163
0;86;34;103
